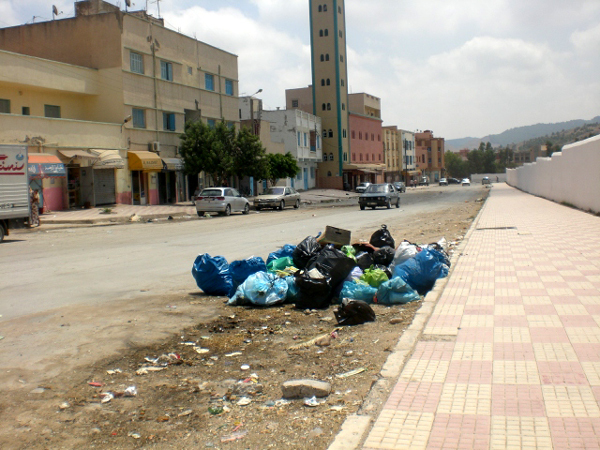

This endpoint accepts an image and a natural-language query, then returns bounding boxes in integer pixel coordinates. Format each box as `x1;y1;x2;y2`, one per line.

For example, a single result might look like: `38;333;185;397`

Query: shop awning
28;154;66;179
128;151;162;171
58;150;98;167
91;150;125;169
162;158;184;171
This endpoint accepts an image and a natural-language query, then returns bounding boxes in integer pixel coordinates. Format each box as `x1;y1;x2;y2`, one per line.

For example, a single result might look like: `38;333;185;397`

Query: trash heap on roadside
192;224;450;322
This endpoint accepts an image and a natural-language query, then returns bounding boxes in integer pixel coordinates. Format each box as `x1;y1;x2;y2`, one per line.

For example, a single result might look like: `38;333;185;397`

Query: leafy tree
179;120;268;186
483;144;497;173
266;152;300;186
444;151;469;179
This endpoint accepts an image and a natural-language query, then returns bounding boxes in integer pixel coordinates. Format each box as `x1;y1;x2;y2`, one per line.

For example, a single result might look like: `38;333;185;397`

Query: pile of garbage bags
191;224;450;309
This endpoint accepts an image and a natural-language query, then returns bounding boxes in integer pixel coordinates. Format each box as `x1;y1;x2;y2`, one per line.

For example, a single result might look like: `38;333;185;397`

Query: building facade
415;130;446;182
0;0;239;209
401;129;417;183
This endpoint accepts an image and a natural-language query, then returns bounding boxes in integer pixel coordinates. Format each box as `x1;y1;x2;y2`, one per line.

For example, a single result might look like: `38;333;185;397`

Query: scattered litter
303;396;322;407
208;406;224;415
106;369;122;375
58;402;70;410
274;399;290;407
128;432;141;439
220;430;247;443
88;382;103;387
100;392;114;404
240;364;250;370
330;405;346;411
157;415;170;422
194;347;210;354
288;330;339;351
30;388;45;394
124;386;137;397
178;409;193;417
236;397;252;406
336;367;367;378
136;366;166;375
225;352;243;357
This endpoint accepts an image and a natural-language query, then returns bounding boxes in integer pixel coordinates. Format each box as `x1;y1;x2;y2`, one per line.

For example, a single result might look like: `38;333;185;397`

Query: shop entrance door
94;169;116;205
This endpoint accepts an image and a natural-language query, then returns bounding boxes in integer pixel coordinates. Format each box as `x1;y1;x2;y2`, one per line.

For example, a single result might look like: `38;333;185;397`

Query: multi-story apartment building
401;129;417;183
383;127;417;184
0;0;238;210
308;0;350;189
416;130;446;182
239;96;322;192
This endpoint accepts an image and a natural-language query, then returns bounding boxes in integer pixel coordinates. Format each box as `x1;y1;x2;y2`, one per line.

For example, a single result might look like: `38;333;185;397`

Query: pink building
347;113;385;185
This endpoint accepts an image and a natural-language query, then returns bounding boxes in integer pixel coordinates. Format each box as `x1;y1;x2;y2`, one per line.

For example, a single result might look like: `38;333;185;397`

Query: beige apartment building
0;0;238;210
416;130;446;182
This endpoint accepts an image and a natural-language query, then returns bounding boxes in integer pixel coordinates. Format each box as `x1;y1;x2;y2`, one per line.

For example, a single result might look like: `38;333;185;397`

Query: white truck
0;145;30;242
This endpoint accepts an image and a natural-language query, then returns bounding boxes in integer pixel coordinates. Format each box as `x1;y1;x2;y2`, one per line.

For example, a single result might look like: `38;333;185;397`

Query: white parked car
195;187;250;216
461;178;471;186
355;182;371;193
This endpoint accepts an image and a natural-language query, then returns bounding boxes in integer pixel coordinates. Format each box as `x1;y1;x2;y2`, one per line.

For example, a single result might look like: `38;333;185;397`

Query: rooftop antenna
125;0;131;12
52;5;63;20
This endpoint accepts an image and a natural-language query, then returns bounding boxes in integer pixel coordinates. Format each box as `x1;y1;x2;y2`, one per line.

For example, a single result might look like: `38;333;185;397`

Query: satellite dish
52;5;58;15
125;0;131;6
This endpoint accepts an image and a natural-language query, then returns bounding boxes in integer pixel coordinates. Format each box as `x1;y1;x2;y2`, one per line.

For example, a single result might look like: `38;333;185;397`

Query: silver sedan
195;187;250;216
254;186;301;211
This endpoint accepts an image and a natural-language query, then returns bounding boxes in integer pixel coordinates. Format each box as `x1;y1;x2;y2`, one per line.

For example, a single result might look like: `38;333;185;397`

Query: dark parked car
447;178;461;184
359;183;400;210
393;182;406;193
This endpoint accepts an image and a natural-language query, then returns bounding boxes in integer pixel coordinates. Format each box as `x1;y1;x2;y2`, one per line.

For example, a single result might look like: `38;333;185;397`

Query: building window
207;119;216;128
132;108;146;128
160;61;173;81
322;103;326;111
205;73;215;91
360;153;363;161
323;130;327;138
292;99;299;108
321;79;325;86
343;153;347;162
0;99;10;114
323;153;327;161
318;5;322;12
298;131;301;146
366;154;369;161
326;54;329;61
44;104;61;118
372;134;375;141
339;6;342;13
378;135;381;141
340;55;344;62
319;30;323;37
359;132;362;140
296;170;302;180
342;103;345;110
351;131;355;139
163;112;176;131
326;78;330;85
320;54;324;62
327;103;331;110
225;79;234;96
341;79;345;86
339;30;343;38
328;129;333;137
304;133;308;147
130;51;144;74
316;135;320;149
323;4;327;11
343;129;346;138
329;153;334;161
324;29;329;36
379;154;382;161
310;167;315;179
22;106;30;115
188;66;193;75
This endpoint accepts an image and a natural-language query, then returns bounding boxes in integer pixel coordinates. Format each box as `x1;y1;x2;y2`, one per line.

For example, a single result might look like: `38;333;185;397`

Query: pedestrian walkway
362;183;600;449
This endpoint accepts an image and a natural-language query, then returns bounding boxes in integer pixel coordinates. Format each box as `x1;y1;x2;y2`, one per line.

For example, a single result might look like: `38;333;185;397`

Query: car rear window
267;188;284;195
366;185;387;193
200;189;223;197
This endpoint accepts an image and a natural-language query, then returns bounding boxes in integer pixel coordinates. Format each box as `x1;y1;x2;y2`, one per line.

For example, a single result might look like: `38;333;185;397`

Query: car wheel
279;200;285;211
242;204;249;215
224;205;231;216
255;206;261;211
371;206;376;210
360;204;365;210
197;211;204;217
386;199;391;209
294;199;300;209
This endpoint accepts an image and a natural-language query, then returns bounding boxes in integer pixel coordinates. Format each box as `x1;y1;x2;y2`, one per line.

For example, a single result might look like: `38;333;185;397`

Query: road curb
327;194;490;450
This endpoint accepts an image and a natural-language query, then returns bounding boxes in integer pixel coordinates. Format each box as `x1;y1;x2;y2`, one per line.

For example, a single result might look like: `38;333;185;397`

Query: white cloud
571;22;600;57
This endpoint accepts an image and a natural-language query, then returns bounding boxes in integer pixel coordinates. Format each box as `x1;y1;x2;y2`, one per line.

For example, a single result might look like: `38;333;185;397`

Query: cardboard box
318;226;351;248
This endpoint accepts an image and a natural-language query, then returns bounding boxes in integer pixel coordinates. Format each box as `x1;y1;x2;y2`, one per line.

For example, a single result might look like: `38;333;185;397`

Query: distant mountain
446;116;600;151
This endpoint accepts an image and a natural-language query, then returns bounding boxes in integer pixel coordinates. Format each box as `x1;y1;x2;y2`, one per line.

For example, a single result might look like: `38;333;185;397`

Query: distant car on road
419;177;429;186
439;178;448;186
355;182;371;193
482;177;491;185
195;187;250;216
461;178;471;186
359;183;400;210
393;182;406;193
447;178;461;184
254;186;301;211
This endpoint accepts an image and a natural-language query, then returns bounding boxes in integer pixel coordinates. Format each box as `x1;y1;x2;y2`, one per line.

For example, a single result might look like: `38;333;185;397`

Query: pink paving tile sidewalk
362;184;600;449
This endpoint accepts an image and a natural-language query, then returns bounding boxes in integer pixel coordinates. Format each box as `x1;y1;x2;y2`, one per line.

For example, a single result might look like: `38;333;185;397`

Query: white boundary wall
507;134;600;214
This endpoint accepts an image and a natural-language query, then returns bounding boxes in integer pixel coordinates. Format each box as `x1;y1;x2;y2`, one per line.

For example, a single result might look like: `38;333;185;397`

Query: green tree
266;152;300;186
179;120;268;185
483;143;497;173
444;151;469;179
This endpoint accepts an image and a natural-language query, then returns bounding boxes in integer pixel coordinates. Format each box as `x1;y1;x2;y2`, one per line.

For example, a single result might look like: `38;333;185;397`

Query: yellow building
0;0;239;209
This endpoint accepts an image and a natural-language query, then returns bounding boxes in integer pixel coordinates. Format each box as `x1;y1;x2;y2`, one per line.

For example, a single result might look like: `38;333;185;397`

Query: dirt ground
0;192;487;450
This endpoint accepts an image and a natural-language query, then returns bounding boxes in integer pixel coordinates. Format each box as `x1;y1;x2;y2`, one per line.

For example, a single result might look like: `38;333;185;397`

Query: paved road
1;185;485;320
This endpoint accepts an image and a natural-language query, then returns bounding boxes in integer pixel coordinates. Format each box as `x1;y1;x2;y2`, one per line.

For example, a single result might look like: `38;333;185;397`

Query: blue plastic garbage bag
266;244;296;265
192;254;233;296
333;266;364;300
374;277;421;305
284;276;299;302
228;256;267;297
228;271;288;306
339;280;377;303
393;248;449;295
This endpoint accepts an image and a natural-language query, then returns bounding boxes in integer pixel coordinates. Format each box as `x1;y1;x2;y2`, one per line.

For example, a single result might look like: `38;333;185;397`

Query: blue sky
2;0;599;139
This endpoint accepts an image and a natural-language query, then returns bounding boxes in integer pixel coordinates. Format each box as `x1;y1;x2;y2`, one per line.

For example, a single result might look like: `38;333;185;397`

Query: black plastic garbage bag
294;270;332;309
228;256;267;297
369;224;395;248
192;254;233;296
373;247;395;266
356;252;375;271
293;236;322;270
305;245;356;289
334;298;376;326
